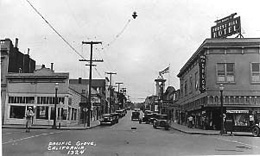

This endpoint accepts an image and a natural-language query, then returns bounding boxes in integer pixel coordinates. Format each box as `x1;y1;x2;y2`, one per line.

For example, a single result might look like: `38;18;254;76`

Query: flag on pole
159;66;170;75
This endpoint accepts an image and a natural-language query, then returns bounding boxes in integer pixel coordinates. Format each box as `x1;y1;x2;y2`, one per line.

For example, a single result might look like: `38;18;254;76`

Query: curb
170;126;220;135
2;124;100;130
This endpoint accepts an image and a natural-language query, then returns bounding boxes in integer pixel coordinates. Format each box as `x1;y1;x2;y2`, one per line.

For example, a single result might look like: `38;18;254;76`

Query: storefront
5;95;79;126
4;67;81;126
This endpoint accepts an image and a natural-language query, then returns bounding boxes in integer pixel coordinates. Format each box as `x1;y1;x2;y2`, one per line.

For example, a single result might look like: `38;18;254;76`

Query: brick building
176;38;260;130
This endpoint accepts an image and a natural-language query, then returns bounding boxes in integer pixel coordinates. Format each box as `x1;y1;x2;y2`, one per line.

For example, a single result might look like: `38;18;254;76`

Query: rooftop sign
211;13;241;38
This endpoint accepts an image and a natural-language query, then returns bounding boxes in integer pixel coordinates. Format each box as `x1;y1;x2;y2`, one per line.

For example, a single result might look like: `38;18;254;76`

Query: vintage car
115;109;125;117
153;114;170;130
144;110;153;114
139;114;153;124
149;113;160;124
224;110;260;137
111;113;120;123
100;114;116;125
131;111;140;121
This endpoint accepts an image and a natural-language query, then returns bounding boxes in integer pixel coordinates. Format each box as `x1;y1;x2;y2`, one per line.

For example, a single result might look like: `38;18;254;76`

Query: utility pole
80;41;102;127
106;72;117;113
116;82;123;110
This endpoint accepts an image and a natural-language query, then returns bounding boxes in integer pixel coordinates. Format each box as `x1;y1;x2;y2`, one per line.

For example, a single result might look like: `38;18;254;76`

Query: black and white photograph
1;0;260;155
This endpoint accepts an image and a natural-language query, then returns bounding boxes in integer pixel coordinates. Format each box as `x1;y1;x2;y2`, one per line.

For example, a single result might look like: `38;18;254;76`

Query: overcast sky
1;0;260;102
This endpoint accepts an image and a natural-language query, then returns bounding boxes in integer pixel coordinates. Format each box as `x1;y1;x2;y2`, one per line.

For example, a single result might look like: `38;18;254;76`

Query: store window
50;107;66;120
50;107;55;120
36;106;49;119
217;63;235;82
251;63;260;83
73;109;77;120
56;108;67;120
68;107;71;120
37;97;65;104
233;114;249;126
62;108;67;120
9;96;34;103
10;106;25;119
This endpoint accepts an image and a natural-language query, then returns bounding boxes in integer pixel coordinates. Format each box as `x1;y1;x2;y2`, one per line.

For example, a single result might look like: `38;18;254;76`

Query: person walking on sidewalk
25;107;34;132
188;115;194;128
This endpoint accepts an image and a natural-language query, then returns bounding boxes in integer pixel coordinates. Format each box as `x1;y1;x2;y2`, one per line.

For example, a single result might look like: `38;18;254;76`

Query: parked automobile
149;113;160;124
115;109;125;117
111;113;120;123
144;110;153;115
131;111;140;121
139;114;153;124
153;114;170;130
224;111;260;137
100;114;116;125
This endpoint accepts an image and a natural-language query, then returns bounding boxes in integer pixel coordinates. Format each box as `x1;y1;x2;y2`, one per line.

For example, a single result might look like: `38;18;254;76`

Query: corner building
4;66;81;126
177;38;260;130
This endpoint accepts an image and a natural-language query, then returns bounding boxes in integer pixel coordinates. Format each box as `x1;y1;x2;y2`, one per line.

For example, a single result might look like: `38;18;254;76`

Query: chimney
15;38;18;48
78;77;82;84
42;64;45;68
27;48;30;55
51;63;54;71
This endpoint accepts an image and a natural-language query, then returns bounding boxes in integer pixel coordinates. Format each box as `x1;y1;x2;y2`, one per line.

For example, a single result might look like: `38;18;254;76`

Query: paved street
3;111;260;156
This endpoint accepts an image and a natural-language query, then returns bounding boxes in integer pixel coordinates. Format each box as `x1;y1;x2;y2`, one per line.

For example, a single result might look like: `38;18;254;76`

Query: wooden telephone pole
80;41;102;127
106;72;117;113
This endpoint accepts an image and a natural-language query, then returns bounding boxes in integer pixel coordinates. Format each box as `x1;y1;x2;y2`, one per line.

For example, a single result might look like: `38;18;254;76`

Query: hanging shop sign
211;13;241;38
199;54;206;93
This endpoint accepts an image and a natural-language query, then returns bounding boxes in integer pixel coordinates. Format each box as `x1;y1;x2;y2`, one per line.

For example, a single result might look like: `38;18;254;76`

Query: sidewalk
170;122;220;135
2;120;100;130
170;122;253;136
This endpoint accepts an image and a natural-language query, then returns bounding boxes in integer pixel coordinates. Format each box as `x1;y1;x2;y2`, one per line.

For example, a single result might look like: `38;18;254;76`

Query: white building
4;65;81;126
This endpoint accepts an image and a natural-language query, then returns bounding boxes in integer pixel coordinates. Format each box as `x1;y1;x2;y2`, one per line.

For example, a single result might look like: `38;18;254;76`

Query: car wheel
153;123;157;129
252;126;260;137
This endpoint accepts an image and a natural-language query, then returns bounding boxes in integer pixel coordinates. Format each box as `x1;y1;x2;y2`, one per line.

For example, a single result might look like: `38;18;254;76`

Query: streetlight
219;84;224;135
52;83;58;129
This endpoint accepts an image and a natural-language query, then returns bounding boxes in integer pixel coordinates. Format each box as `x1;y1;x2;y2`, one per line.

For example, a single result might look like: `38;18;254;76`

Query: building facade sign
199;54;206;93
226;110;249;114
211;13;241;38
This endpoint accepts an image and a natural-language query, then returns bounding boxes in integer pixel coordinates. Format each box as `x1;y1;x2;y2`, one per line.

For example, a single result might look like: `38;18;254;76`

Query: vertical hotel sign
199;54;206;93
211;13;241;38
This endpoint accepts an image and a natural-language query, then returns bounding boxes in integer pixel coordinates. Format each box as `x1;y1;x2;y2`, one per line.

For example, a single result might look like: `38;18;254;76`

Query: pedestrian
188;115;193;128
25;107;34;132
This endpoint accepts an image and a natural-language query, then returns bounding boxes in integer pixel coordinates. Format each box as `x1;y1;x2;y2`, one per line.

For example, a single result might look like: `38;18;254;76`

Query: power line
25;0;85;59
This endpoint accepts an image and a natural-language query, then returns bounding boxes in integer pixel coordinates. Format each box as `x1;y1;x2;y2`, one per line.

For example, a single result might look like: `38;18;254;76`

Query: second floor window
252;63;260;83
217;63;235;82
184;81;188;96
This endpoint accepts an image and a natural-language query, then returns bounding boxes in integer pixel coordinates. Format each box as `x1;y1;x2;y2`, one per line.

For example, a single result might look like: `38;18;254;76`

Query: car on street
149;113;160;124
144;110;153;115
100;114;116;125
139;114;153;124
153;114;170;130
115;109;125;117
111;113;120;123
131;111;140;121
